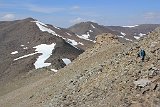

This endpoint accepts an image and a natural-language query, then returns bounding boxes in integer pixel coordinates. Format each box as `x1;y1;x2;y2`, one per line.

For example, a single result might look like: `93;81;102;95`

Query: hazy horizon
0;0;160;27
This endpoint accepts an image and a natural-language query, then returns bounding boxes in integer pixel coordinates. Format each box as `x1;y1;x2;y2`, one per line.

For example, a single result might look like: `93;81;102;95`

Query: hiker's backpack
140;49;145;57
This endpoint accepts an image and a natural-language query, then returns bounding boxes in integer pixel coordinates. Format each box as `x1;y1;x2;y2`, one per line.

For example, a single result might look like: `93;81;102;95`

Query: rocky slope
0;26;159;107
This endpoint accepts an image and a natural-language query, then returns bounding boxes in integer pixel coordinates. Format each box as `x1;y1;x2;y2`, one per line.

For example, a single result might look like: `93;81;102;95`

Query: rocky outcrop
95;33;119;44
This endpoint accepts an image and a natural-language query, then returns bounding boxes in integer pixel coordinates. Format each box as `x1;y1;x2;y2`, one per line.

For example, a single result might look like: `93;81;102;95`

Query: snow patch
91;24;95;28
14;53;37;61
134;36;141;40
66;39;78;46
51;69;58;72
62;58;71;65
125;38;133;41
81;32;90;39
118;35;124;38
23;47;28;49
14;43;56;69
11;51;18;55
93;41;96;43
89;30;93;32
66;32;72;36
134;33;146;39
34;43;56;69
21;45;24;47
54;26;61;30
32;21;80;50
77;33;95;42
65;38;83;49
77;32;94;42
35;21;47;27
66;39;84;46
78;42;84;45
32;21;60;37
139;33;146;37
122;25;139;28
121;32;126;36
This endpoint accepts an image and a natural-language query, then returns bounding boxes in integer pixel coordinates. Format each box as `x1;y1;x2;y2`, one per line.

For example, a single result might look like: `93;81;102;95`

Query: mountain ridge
0;18;85;91
69;21;160;42
0;18;160;107
0;27;159;107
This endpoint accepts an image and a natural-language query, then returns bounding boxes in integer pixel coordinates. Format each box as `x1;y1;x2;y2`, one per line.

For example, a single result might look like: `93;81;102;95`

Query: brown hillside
0;27;159;107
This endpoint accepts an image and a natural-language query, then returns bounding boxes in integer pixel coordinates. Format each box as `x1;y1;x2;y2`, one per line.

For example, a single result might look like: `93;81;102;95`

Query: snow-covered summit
122;25;139;28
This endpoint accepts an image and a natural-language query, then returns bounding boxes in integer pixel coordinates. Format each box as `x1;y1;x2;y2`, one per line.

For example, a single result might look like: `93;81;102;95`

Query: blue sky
0;0;160;27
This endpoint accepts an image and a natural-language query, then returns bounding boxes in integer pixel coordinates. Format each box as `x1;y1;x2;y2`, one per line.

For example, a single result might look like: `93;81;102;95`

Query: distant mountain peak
70;21;99;28
22;17;35;21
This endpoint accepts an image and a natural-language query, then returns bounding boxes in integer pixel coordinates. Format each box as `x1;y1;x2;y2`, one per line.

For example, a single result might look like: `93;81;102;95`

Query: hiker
138;49;146;62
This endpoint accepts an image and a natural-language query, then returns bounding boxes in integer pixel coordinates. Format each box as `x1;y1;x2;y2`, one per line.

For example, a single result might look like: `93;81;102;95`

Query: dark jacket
140;49;145;57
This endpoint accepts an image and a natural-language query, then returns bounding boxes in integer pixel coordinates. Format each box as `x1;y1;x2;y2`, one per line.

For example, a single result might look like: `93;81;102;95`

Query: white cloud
144;12;160;19
1;14;15;21
70;17;84;24
27;5;64;14
71;6;80;10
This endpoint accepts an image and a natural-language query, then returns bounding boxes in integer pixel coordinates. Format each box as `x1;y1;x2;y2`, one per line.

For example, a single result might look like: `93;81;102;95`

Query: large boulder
95;33;119;45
